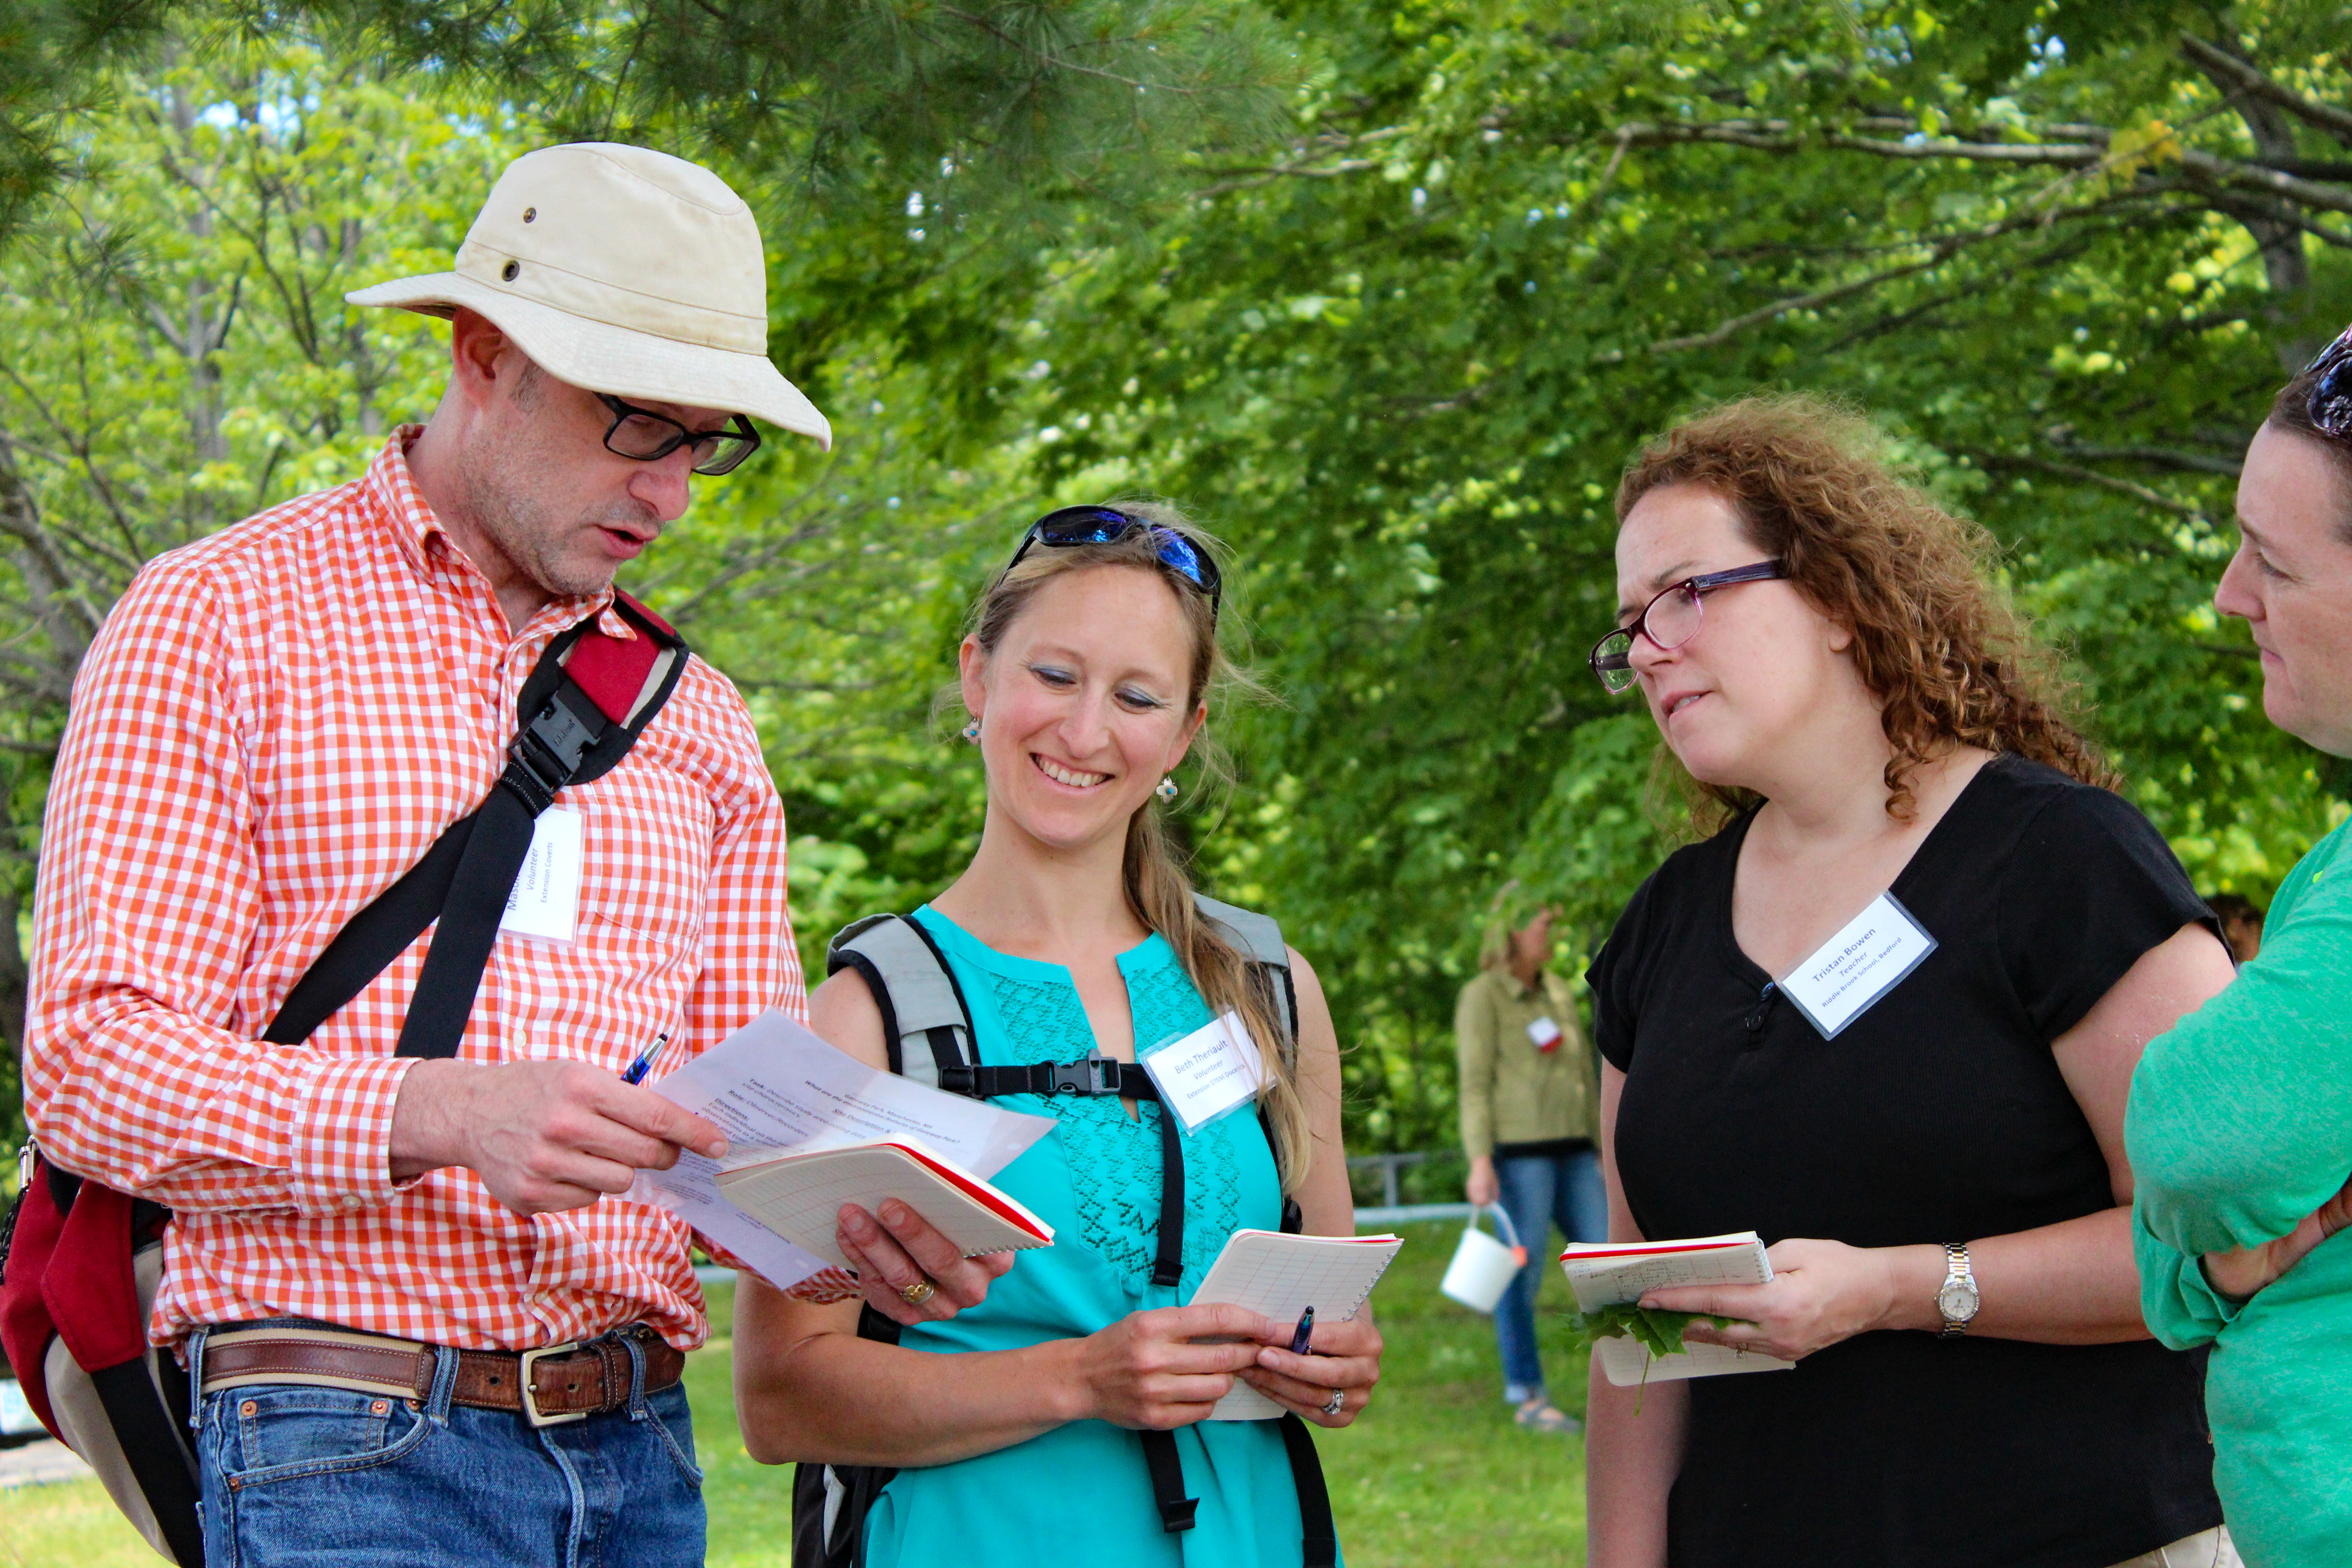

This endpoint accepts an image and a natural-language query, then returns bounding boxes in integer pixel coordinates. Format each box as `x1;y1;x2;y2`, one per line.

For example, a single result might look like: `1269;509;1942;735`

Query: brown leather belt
199;1326;686;1427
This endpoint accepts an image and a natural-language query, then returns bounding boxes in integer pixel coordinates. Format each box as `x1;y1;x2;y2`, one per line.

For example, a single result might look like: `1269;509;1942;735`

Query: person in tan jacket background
1458;896;1604;1433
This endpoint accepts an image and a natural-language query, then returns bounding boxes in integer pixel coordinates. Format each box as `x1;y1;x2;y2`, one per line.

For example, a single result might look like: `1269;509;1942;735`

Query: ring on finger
896;1276;938;1306
1320;1387;1344;1417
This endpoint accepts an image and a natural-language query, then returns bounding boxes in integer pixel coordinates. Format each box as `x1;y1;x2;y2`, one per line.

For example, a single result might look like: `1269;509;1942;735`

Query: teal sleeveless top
858;906;1329;1568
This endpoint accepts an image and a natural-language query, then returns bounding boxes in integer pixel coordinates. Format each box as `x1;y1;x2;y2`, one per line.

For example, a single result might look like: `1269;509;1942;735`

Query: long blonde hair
961;503;1312;1189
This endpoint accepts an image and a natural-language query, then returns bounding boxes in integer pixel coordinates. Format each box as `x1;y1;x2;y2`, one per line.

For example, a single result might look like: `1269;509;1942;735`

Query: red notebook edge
877;1141;1054;1243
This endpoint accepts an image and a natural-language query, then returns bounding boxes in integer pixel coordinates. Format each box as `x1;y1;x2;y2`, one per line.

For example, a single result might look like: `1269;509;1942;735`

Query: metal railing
1346;1151;1472;1228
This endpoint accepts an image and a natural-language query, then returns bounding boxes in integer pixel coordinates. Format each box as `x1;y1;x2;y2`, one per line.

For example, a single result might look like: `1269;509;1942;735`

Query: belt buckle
518;1342;590;1427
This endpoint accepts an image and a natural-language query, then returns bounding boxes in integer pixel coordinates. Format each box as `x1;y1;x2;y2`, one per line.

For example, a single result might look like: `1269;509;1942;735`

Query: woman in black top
1581;396;2240;1568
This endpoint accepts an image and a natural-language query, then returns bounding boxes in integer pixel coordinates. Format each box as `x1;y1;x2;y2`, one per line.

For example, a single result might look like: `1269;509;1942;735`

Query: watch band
1938;1240;1976;1339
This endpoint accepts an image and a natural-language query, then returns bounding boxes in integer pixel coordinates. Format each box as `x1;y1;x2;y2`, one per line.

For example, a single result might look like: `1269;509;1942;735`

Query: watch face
1938;1279;1981;1321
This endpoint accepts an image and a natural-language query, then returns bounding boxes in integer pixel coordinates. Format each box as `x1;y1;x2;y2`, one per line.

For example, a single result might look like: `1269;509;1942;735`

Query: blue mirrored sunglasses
2307;324;2352;441
1001;506;1223;618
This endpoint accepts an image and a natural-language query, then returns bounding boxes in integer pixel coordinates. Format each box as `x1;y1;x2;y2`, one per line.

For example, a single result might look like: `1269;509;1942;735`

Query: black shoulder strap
263;594;688;1054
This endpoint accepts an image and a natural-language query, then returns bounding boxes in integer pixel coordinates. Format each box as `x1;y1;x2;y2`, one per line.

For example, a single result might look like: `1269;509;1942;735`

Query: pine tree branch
1194;126;1409;196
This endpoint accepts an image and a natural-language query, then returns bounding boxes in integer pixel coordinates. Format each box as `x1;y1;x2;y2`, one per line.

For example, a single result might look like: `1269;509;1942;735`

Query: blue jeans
190;1328;705;1567
1494;1147;1607;1401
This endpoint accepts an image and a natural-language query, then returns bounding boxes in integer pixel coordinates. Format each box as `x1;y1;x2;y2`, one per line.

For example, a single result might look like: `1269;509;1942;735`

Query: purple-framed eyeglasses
1589;560;1786;694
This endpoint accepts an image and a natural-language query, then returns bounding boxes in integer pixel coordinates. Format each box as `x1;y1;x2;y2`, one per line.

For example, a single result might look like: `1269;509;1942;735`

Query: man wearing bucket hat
24;142;998;1565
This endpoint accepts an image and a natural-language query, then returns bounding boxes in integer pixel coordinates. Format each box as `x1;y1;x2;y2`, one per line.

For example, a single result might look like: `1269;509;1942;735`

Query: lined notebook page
1190;1230;1403;1420
1558;1233;1793;1386
714;1143;1052;1270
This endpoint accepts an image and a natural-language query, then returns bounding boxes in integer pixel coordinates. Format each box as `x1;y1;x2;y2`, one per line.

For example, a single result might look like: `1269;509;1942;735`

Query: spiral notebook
1189;1228;1404;1420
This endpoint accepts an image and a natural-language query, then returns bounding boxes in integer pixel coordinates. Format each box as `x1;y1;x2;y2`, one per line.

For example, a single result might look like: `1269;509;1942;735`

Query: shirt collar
361;426;626;638
1499;967;1548;1001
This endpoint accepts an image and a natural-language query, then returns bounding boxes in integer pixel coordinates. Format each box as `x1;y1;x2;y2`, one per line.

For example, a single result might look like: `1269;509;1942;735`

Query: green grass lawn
1;1220;1589;1566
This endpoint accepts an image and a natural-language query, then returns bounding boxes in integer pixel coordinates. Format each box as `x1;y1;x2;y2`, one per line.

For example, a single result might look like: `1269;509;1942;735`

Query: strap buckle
519;1342;590;1427
1048;1049;1118;1096
503;695;600;814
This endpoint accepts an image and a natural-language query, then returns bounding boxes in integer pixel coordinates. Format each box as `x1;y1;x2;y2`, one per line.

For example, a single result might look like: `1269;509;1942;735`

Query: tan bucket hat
347;142;830;449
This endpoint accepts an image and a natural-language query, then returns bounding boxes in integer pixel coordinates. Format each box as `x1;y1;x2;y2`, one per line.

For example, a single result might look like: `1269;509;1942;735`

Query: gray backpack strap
1191;892;1297;1061
825;914;975;1090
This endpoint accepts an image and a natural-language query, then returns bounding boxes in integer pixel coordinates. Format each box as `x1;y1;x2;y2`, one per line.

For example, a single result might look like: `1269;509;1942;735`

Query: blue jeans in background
191;1327;705;1568
1494;1147;1607;1402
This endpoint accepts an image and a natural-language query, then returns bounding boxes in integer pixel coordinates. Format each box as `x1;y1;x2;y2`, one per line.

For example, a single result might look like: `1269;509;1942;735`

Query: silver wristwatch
1936;1241;1980;1338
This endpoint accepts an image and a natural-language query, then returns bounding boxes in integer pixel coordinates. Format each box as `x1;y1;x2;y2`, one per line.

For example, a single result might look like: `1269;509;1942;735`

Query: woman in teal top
731;504;1378;1566
2130;323;2352;1568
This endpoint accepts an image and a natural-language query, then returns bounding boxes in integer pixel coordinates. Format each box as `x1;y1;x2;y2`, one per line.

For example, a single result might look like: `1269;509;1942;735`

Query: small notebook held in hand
1189;1229;1404;1421
1559;1232;1795;1387
713;1141;1054;1271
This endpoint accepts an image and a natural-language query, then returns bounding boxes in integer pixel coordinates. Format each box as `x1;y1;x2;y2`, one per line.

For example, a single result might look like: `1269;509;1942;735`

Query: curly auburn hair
1616;393;2117;824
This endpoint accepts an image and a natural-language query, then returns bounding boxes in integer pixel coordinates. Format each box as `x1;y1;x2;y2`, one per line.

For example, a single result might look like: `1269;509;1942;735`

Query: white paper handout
629;1011;1056;1294
500;806;583;941
1560;1233;1795;1387
1139;1011;1266;1134
1775;892;1937;1039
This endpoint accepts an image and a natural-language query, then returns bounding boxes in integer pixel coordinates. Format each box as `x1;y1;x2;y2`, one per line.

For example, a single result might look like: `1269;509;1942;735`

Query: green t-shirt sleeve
2132;1209;2242;1349
2127;827;2352;1336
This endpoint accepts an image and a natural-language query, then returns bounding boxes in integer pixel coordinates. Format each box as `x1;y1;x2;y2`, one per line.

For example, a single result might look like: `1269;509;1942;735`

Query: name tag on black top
1777;892;1938;1039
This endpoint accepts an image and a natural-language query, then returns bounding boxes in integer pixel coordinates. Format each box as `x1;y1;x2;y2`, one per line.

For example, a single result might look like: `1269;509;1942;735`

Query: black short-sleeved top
1588;756;2223;1568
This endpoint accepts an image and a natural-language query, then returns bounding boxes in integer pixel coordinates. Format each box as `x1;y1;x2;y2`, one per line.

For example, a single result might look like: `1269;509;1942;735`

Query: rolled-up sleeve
26;562;419;1216
2127;840;2352;1345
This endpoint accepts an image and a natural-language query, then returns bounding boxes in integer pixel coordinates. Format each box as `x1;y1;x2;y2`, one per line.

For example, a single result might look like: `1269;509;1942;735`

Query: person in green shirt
2130;322;2352;1568
1456;895;1603;1434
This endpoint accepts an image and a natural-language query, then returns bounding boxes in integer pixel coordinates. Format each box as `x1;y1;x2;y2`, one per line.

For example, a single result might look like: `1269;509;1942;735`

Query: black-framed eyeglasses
2307;325;2352;440
1588;559;1786;694
597;394;761;476
1001;506;1223;619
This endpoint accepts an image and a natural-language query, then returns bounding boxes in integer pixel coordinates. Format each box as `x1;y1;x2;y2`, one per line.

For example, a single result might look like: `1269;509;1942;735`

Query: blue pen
620;1031;672;1085
1289;1305;1315;1356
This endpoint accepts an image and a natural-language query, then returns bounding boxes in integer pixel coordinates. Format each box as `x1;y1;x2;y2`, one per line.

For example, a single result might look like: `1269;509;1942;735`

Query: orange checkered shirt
25;431;803;1352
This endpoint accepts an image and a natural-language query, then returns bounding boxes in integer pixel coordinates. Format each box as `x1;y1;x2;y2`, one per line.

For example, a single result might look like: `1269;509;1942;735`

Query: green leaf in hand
1567;1303;1753;1411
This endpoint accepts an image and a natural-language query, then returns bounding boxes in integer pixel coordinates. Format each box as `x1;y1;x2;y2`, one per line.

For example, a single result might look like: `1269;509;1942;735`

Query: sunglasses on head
1000;506;1223;618
2307;325;2352;441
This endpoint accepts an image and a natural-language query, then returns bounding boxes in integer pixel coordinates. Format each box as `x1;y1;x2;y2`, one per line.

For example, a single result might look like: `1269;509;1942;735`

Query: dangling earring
962;720;981;743
1156;776;1179;802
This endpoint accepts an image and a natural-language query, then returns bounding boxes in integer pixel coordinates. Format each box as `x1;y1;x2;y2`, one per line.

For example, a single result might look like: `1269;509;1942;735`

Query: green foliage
1006;0;2352;1144
8;0;2352;1164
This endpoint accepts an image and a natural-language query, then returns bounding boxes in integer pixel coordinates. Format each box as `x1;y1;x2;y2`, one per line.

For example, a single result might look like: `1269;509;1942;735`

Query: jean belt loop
622;1330;651;1421
425;1342;461;1425
184;1327;210;1431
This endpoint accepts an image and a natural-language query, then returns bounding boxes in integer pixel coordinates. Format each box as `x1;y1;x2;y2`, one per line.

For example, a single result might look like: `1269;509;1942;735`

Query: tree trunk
2198;39;2321;369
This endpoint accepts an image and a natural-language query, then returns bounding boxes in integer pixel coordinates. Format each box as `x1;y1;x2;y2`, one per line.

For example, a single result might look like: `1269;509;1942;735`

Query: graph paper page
1190;1230;1403;1420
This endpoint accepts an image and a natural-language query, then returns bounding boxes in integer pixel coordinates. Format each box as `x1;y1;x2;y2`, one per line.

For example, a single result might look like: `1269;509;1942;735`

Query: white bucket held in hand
1440;1204;1527;1314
